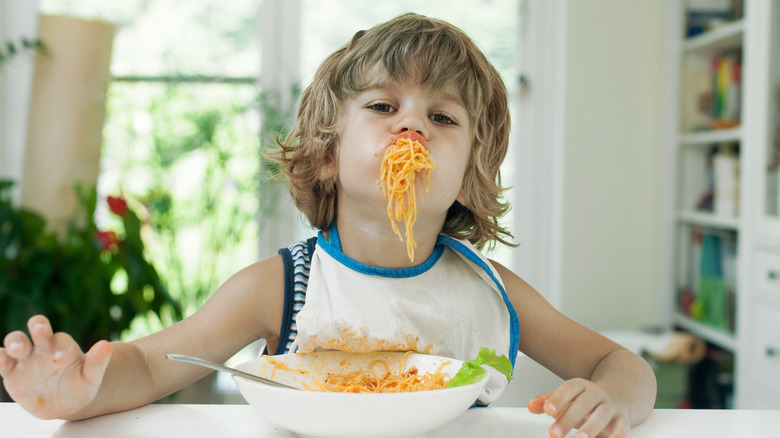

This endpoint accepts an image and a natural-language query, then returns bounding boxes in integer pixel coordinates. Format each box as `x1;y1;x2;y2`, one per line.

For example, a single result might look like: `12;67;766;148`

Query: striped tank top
274;236;318;355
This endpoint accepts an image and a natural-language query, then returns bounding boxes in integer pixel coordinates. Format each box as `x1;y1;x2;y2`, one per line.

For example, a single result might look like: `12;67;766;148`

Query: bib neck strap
317;221;444;278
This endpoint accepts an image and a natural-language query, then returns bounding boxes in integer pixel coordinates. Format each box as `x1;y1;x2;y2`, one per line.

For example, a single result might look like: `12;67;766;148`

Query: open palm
0;315;112;420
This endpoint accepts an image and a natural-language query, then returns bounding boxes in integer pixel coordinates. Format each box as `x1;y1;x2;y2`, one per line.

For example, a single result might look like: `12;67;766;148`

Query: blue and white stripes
276;237;316;354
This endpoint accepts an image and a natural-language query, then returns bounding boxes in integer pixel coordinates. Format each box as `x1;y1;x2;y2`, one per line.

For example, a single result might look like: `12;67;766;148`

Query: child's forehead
358;65;465;105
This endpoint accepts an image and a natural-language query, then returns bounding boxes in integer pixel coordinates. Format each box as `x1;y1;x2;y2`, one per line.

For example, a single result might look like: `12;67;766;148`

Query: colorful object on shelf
681;228;736;334
710;54;741;129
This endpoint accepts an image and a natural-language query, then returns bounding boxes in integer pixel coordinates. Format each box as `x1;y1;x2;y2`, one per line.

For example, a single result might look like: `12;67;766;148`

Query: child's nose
392;109;428;139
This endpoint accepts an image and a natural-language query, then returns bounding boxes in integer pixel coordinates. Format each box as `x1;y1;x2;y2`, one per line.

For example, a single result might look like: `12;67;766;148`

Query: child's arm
491;260;656;438
0;255;284;420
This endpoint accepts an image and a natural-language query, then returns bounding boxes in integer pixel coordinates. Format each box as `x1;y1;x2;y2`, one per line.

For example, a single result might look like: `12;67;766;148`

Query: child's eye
431;113;456;125
369;103;394;113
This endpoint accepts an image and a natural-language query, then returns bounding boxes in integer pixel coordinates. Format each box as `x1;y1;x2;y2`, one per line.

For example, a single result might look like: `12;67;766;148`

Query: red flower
95;230;120;251
107;196;129;217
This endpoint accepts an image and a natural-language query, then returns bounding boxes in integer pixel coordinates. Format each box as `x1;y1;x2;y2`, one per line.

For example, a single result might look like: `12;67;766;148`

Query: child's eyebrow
437;91;466;107
361;80;464;106
374;88;465;110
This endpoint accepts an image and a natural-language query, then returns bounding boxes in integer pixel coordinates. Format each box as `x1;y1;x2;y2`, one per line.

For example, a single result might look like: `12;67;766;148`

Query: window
40;0;264;336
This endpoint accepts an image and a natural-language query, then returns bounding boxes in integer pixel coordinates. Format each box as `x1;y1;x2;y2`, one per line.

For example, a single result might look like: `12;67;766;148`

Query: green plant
0;179;182;348
94;82;298;321
104;83;264;316
142;106;260;313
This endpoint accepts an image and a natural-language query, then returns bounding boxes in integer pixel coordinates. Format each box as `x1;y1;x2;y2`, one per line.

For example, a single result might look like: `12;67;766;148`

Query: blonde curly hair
269;13;514;250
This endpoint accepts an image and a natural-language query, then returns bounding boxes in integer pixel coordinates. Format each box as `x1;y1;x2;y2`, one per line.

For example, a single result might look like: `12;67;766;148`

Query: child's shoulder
487;258;538;302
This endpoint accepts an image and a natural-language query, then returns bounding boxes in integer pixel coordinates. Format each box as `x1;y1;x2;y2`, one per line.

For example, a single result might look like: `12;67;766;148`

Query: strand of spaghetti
379;137;436;262
260;356;309;380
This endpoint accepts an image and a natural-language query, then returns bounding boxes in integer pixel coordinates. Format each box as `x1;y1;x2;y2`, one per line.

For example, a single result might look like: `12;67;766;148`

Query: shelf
683;19;744;56
677;210;739;230
665;0;779;409
679;127;742;145
674;313;737;353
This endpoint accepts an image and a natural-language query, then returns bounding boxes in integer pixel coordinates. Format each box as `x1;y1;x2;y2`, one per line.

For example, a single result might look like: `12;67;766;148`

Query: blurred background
2;0;778;411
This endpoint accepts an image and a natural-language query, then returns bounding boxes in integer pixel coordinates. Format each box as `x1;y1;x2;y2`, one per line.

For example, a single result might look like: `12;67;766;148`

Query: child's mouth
388;131;428;150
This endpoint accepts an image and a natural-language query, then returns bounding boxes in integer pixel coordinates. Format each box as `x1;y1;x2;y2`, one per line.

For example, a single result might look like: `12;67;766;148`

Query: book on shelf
711;53;741;129
694;143;740;217
679;227;736;334
681;53;742;132
712;144;739;217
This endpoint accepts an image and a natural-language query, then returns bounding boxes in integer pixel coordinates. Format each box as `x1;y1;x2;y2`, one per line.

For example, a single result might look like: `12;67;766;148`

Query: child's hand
0;315;112;420
528;378;629;438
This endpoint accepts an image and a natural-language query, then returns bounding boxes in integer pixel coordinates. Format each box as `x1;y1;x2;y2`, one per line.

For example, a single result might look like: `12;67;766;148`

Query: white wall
559;1;666;330
0;0;39;200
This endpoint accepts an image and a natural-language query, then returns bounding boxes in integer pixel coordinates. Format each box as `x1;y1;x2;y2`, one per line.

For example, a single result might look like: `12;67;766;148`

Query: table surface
3;402;779;438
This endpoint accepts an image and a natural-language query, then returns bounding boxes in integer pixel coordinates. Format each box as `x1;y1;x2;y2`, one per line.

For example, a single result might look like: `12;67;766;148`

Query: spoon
166;353;300;390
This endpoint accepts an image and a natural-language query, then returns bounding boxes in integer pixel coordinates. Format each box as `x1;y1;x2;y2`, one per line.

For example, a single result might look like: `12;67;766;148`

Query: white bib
290;225;520;403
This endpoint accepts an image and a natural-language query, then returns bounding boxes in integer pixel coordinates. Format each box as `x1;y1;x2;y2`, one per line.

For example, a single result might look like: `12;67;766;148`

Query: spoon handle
166;354;298;390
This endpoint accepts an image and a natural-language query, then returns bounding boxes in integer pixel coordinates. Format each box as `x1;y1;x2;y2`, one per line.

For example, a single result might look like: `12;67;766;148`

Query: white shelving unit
679;127;742;145
682;18;744;53
662;0;780;409
739;0;780;410
673;312;737;353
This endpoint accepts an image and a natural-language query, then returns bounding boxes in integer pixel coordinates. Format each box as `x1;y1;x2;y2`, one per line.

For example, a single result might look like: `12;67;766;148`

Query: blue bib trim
437;235;521;369
317;222;445;278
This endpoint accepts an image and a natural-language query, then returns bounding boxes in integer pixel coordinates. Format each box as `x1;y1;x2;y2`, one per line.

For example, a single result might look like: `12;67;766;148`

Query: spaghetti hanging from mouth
379;132;436;262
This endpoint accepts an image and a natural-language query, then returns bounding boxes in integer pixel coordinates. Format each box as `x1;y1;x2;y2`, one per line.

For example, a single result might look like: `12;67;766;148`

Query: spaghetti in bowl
233;351;488;438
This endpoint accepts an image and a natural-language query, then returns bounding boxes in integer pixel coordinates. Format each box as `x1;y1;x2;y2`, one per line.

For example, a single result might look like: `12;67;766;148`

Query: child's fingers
0;348;17;375
551;385;601;434
3;331;33;360
49;332;83;365
528;393;551;414
608;416;630;438
569;402;612;438
28;315;55;351
543;378;587;418
577;413;629;438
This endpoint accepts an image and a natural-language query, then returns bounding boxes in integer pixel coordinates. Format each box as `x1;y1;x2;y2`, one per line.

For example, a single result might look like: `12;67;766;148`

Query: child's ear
455;190;466;206
317;159;336;181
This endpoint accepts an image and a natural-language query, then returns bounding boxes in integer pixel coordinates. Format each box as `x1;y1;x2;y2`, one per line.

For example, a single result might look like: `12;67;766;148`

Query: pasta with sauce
260;352;450;393
379;134;436;262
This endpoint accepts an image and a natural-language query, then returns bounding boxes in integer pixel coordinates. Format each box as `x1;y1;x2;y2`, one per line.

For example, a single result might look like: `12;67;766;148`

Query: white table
3;402;779;437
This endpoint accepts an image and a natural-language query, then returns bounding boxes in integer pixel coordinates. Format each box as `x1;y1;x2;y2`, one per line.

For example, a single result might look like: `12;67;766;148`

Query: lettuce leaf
446;347;513;388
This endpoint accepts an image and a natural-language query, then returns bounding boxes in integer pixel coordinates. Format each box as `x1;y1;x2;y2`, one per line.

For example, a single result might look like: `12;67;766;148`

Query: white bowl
233;351;487;438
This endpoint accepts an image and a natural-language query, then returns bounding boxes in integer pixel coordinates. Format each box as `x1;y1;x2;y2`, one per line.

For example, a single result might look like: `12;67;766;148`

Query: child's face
335;78;472;227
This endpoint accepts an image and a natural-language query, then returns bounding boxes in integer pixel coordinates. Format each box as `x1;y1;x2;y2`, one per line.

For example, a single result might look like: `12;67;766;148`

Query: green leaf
447;347;514;388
